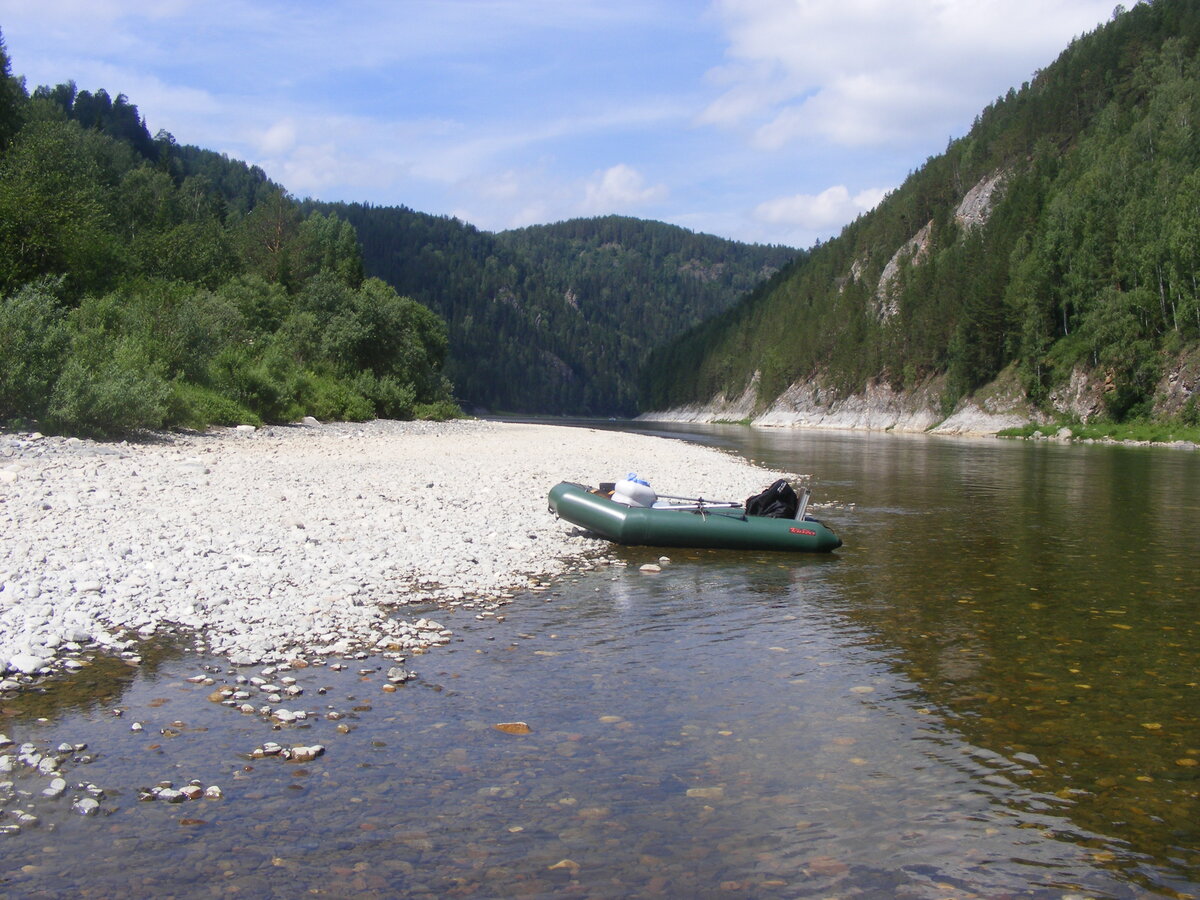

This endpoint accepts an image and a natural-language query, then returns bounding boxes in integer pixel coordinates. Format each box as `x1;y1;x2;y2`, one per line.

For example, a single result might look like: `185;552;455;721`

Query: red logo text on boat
789;527;816;536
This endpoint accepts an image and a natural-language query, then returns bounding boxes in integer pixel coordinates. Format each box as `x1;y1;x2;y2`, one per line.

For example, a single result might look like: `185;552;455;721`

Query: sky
0;0;1120;248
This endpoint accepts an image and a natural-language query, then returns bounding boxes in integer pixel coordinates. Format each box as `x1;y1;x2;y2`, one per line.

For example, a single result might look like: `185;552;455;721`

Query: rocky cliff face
640;354;1200;437
875;221;933;320
643;170;1031;435
866;171;1008;321
640;369;1033;435
954;171;1008;229
1047;367;1106;422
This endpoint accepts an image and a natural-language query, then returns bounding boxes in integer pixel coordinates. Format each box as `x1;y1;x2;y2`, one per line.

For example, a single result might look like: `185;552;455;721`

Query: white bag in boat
613;474;656;508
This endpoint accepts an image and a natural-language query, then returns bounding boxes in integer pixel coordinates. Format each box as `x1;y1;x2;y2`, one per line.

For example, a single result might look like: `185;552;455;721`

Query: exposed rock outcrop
933;367;1041;434
865;169;1008;320
1048;366;1106;422
875;220;933;320
641;366;1043;437
955;170;1008;230
1153;347;1200;420
754;377;942;432
644;374;760;423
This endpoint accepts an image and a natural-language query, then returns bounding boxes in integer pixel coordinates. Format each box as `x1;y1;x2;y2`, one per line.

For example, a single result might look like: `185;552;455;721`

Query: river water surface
1;424;1197;899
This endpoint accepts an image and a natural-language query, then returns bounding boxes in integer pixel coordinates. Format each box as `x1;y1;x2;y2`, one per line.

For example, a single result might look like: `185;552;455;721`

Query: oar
653;493;742;510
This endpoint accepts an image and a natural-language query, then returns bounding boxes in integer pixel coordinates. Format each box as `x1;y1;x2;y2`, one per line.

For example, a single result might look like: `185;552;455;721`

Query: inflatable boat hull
548;482;841;553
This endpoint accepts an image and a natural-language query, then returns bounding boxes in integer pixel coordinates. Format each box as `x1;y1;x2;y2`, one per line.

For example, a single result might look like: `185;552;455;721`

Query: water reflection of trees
660;426;1196;889
775;436;1199;891
0;635;188;725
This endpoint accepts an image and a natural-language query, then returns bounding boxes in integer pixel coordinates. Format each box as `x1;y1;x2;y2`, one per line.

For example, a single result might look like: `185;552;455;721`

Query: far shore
636;410;1200;449
0;419;784;688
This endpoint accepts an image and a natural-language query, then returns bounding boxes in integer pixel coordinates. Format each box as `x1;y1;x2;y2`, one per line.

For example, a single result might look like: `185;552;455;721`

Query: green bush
209;343;305;423
48;333;171;434
413;399;465;421
101;280;247;383
352;371;416;419
0;277;69;420
1181;395;1199;427
167;380;261;429
302;371;373;422
215;274;289;336
130;220;237;287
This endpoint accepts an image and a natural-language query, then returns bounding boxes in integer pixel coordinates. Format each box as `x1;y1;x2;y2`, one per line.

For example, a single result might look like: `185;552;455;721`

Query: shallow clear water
1;425;1196;899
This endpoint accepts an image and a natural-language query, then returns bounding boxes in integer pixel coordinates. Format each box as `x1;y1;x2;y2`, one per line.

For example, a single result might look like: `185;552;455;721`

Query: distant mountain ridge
642;0;1200;431
311;204;798;415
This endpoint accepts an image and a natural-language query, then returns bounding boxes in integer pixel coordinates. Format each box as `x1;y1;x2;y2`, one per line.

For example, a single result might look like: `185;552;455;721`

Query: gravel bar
1;419;779;685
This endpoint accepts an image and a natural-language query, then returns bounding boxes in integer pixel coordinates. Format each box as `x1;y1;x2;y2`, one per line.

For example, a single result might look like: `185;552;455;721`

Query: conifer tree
0;29;27;152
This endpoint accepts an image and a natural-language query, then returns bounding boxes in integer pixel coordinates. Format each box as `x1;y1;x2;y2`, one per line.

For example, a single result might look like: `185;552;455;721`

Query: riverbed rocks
7;653;46;675
0;738;107;834
1;419;779;687
386;666;413;684
138;780;223;804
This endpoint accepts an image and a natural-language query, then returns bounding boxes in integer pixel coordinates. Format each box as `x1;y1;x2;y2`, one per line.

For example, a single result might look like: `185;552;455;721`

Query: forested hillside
0;38;458;434
309;204;796;415
643;0;1200;428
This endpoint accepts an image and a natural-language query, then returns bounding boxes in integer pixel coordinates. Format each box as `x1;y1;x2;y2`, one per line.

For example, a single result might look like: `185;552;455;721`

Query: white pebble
43;777;68;798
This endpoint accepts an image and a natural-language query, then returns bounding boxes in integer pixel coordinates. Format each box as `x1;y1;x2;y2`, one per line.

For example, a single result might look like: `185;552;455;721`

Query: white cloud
753;73;961;149
449;162;671;232
478;170;525;202
703;0;1115;150
264;142;344;196
582;164;668;214
0;0;1123;245
450;167;576;230
755;185;886;230
255;118;298;156
403;100;682;187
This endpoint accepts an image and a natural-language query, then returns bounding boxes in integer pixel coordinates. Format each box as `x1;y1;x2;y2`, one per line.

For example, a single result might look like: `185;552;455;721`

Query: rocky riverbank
639;372;1033;436
1;419;780;689
639;357;1200;444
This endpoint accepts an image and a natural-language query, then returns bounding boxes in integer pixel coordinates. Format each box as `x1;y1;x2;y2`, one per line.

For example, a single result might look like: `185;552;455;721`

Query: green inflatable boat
548;481;842;553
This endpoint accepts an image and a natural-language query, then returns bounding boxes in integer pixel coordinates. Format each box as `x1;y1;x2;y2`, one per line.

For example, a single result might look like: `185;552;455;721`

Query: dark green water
1;425;1196;899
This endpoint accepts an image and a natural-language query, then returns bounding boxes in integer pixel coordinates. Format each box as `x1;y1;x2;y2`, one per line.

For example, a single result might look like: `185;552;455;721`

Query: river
1;424;1196;898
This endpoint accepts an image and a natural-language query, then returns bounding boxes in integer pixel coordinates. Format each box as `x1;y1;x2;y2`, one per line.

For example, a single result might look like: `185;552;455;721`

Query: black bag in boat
744;479;799;518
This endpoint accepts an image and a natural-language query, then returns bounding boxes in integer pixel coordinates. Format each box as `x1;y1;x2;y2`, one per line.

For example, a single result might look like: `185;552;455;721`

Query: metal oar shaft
655;493;741;507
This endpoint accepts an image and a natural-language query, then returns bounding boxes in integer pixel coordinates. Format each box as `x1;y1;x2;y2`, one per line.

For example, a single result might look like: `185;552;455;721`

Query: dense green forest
0;33;457;435
643;0;1200;427
307;203;796;415
14;1;1191;433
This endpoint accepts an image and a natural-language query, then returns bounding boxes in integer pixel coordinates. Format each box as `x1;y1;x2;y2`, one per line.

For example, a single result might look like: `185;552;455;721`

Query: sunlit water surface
1;424;1196;899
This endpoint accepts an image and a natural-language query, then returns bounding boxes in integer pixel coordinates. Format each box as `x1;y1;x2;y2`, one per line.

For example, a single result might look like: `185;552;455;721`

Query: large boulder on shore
7;653;48;675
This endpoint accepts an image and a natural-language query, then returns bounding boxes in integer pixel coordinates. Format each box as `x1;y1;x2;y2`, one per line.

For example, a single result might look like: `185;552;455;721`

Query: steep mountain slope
315;204;797;415
642;0;1200;430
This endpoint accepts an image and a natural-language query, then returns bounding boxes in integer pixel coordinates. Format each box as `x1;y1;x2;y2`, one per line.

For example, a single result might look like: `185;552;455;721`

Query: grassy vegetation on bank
998;418;1200;445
